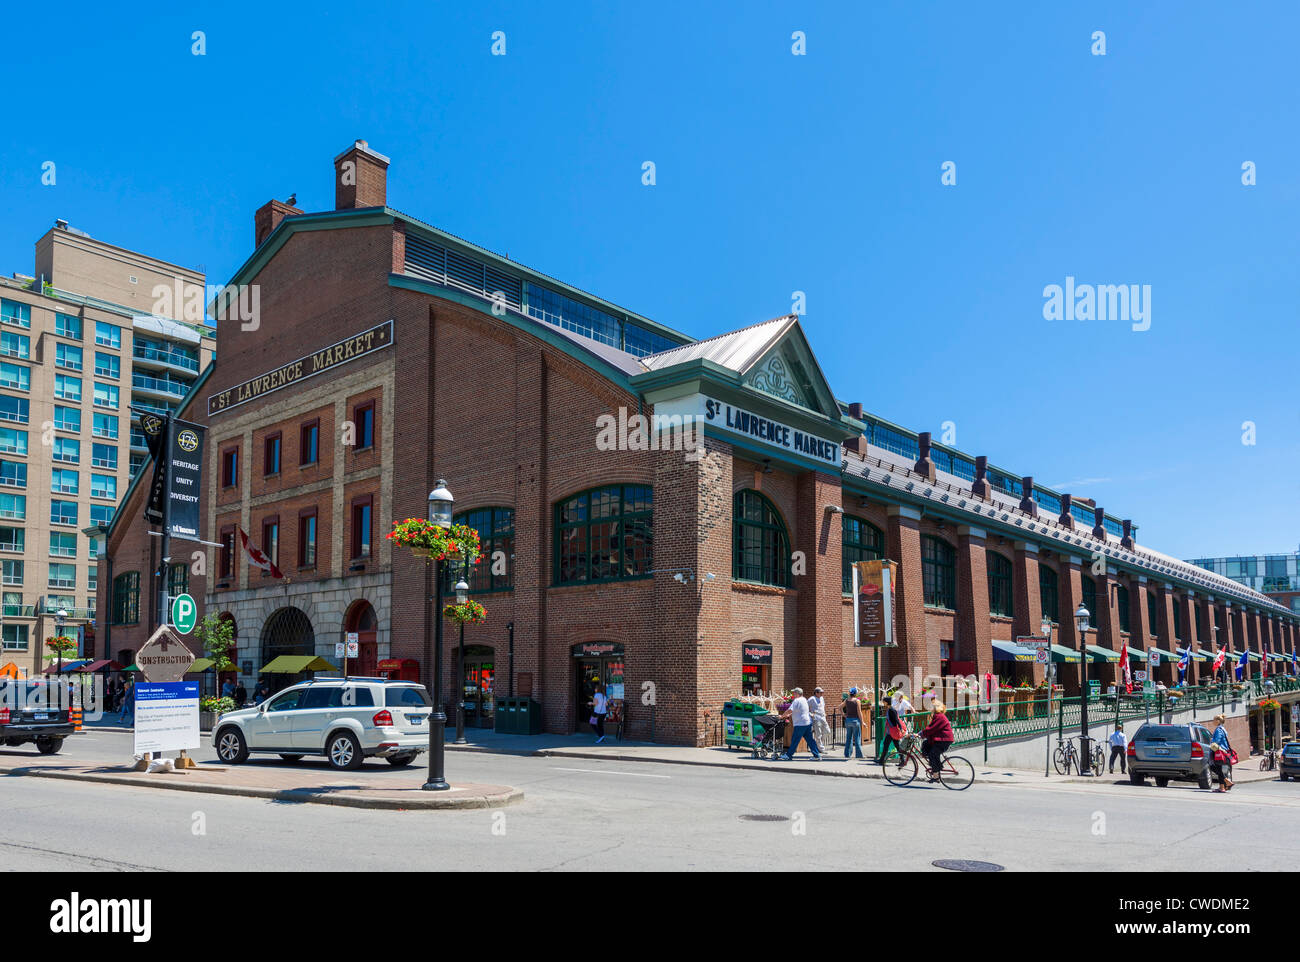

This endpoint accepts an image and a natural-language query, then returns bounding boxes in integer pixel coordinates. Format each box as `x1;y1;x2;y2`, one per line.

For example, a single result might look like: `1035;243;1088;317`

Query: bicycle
1259;748;1277;772
1053;736;1106;775
882;734;974;790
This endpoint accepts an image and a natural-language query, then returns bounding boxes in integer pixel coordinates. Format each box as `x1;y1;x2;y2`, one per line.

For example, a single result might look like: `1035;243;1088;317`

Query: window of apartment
88;566;97;593
87;536;99;559
0;428;27;456
94;352;120;379
89;504;112;526
129;453;146;478
264;433;281;476
0;396;28;425
350;497;372;561
48;563;76;590
453;507;513;593
841;515;884;593
46;594;76;615
1;559;22;585
0;460;26;488
1;526;27;553
55;312;82;340
56;343;83;371
298;508;317;569
49;531;77;558
111;571;139;625
1081;577;1098;625
95;322;121;349
219;526;235;579
54;406;80;433
55;374;81;402
90;473;116;500
988;552;1015;618
353;401;375;450
299;420;319;466
2;592;23;617
262;517;279;568
0;362;29;391
922;535;957;609
93;382;119;409
730;490;785;587
0;493;24;521
1040;566;1060;624
0;332;29;360
1;624;28;651
51;468;78;495
50;500;77;526
92;412;118;439
221;447;239;487
52;437;79;464
1117;584;1131;633
0;299;31;329
91;443;117;470
168;562;188;598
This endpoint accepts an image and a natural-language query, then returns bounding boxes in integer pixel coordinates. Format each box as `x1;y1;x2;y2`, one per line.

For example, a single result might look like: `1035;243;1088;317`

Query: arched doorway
260;607;315;693
453;644;495;728
344;600;378;676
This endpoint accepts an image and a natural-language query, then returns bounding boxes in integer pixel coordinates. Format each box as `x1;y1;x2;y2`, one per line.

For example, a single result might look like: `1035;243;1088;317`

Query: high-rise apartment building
0;221;214;676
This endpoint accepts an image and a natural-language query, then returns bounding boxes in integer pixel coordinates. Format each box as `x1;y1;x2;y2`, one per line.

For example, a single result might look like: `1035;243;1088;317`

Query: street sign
1148;648;1159;666
133;682;199;755
336;640;360;658
135;625;195;683
1034;648;1049;665
1135;670;1148;682
171;593;197;634
346;632;359;658
1017;636;1050;650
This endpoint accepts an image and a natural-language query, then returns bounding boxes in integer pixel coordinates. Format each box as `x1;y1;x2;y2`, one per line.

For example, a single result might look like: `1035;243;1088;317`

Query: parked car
0;679;77;755
211;677;432;770
1126;722;1216;789
1279;741;1300;782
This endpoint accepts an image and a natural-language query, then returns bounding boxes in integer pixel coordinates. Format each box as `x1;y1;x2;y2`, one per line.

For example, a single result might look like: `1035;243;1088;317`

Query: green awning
124;664;140;672
1049;644;1080;663
1185;648;1210;663
259;655;338;673
1148;648;1179;663
187;658;215;672
1246;651;1262;662
1084;645;1120;663
1269;652;1288;662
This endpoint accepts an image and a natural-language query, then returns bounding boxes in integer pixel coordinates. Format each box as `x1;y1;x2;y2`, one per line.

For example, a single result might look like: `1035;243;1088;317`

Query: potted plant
199;695;235;730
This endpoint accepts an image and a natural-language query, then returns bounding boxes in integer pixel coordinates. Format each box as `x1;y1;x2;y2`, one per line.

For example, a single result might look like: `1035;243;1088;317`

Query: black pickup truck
0;679;76;754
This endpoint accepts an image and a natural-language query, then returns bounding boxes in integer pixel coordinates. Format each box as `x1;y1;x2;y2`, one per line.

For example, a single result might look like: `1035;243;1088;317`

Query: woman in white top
590;685;609;743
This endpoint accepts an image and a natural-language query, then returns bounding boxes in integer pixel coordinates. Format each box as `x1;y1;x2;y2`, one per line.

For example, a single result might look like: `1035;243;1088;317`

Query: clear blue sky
3;1;1296;560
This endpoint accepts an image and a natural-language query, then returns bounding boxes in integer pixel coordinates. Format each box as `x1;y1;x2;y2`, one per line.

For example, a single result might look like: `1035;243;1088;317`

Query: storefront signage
742;644;773;665
572;642;623;658
854;560;898;647
207;320;394;416
652;393;841;468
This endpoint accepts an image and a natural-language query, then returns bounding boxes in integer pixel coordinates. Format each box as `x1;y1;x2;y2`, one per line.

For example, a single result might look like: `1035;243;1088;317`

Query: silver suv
212;677;431;770
1127;723;1217;789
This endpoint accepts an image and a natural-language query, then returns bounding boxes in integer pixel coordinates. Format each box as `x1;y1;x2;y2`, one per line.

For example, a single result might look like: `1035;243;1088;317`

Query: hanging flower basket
1258;697;1281;712
387;519;483;565
45;636;77;655
443;600;487;625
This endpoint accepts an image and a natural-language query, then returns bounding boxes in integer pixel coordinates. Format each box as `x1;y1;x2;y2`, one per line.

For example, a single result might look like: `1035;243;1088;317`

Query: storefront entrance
457;644;495;728
573;642;625;732
742;642;772;695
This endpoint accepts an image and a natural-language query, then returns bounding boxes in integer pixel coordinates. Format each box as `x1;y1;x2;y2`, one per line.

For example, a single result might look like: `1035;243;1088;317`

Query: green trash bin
495;697;517;734
518;698;542;735
722;699;768;749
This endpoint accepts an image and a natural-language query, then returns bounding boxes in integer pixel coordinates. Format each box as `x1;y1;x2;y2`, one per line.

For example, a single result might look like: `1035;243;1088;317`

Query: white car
212;677;432;769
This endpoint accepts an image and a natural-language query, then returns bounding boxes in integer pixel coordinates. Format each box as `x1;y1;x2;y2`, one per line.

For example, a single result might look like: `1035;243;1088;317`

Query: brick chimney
1121;519;1135;550
254;199;302;248
335;139;389;210
913;431;937;482
1058;493;1074;529
1018;476;1038;517
971;455;990;499
1092;506;1106;540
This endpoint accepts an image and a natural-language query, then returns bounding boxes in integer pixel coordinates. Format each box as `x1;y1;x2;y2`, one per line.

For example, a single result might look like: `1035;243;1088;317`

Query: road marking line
552;767;671;779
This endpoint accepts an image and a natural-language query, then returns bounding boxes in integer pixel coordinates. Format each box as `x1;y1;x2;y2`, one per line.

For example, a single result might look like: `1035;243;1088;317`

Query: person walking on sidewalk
842;687;865;759
118;679;135;725
1108;724;1128;773
590;684;609;744
1211;713;1235;792
781;688;821;760
809;686;832;750
876;696;906;765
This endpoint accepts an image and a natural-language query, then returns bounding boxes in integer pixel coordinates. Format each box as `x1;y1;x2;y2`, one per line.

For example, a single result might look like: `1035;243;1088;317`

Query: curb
0;765;523;810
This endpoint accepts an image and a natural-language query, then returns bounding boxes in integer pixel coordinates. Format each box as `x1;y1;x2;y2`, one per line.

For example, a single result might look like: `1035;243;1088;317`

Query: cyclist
920;700;954;780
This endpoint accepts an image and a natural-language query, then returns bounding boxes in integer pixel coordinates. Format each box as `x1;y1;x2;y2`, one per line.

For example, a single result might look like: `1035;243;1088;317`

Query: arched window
1081;576;1098;626
1039;565;1059;624
988;553;1014;617
554;485;652;585
454;507;514;593
922;536;956;609
841;515;883;592
1116;584;1130;633
733;490;791;587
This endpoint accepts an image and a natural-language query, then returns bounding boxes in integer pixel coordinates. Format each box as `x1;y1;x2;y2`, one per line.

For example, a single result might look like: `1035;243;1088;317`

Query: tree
194;614;235;677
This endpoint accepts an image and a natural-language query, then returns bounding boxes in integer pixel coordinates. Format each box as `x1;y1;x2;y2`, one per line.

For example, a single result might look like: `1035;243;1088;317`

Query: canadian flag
1121;642;1132;694
239;527;283;579
1212;647;1227;674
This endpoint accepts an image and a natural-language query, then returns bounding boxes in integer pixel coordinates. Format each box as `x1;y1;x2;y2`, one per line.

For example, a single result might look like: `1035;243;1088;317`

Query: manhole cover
739;814;790;822
932;859;1004;873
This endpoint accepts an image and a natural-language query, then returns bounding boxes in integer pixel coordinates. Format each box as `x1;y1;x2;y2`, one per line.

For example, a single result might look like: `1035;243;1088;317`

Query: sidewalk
0;753;522;810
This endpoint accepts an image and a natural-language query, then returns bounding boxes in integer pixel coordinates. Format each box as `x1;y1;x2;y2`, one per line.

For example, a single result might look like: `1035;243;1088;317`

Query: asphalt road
3;730;1299;871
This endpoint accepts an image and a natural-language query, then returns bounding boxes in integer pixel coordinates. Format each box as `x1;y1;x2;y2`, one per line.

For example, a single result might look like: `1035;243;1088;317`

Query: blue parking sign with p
172;593;197;634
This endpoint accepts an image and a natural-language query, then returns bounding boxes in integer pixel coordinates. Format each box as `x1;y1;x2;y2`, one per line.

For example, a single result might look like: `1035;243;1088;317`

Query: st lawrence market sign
653;393;841;468
207;320;394;416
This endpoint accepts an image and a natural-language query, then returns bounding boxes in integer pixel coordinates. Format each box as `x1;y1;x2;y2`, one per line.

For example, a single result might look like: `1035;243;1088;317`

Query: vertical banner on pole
854;560;899;648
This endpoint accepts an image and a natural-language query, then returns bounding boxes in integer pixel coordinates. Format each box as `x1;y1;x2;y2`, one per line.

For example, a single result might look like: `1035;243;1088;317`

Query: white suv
212;678;432;770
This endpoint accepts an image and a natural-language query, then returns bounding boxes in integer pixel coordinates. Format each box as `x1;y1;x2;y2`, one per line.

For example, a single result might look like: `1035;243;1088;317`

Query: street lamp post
454;571;469;745
1076;602;1093;775
422;480;453;792
1042;616;1053;777
56;607;68;673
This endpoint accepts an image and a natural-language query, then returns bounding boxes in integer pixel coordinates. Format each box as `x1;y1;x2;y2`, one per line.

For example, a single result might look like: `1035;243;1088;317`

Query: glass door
464;660;495;728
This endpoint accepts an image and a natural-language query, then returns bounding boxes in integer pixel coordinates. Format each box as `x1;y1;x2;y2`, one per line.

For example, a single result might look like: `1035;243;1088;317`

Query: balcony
131;372;192;400
130;400;174;419
132;343;199;375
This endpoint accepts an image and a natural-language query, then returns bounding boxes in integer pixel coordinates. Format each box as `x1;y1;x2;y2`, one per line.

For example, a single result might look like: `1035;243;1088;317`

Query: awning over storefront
259;655;338;673
44;660;90;673
1182;648;1210;663
1084;645;1120;663
992;641;1036;662
1049;645;1081;663
1147;648;1179;664
0;662;25;678
76;659;125;673
1267;652;1288;662
187;658;215;672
